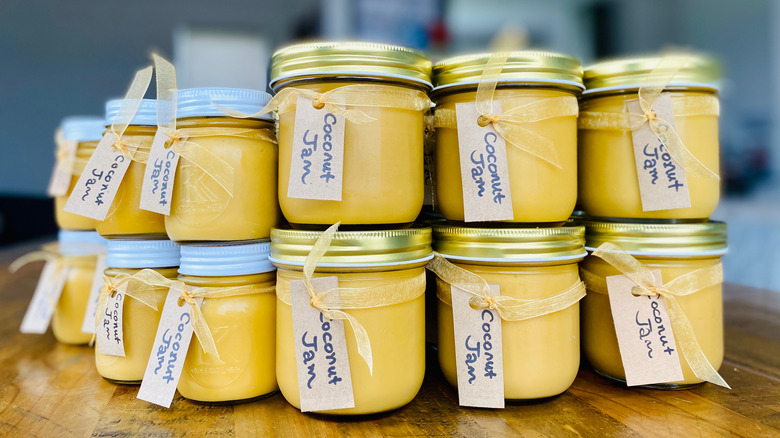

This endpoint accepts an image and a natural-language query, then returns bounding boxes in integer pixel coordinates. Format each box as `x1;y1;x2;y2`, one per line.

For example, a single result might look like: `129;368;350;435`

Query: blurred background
0;0;777;291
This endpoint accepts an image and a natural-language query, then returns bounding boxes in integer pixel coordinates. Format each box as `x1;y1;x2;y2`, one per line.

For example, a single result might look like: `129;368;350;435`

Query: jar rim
105;98;158;127
270;41;433;90
580;220;727;255
106;239;180;269
61;116;105;142
584;53;720;91
179;240;274;276
270;227;432;267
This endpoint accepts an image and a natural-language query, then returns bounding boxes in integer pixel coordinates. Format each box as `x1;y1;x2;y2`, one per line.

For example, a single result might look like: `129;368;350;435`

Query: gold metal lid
269;227;432;267
583;53;721;92
269;41;433;90
581;220;727;255
433;225;586;263
432;51;584;92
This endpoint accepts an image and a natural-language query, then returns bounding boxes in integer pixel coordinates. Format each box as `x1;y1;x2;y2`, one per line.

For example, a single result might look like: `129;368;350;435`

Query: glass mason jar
433;225;586;400
431;51;583;224
95;239;180;384
270;41;432;227
580;220;727;387
51;231;106;345
166;88;279;242
578;55;721;220
96;99;167;238
177;241;277;403
271;227;432;415
54;117;103;231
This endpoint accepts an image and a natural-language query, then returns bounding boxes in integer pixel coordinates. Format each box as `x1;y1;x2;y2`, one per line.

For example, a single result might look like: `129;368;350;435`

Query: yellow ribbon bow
427;253;586;320
275;223;428;376
215;83;432;124
104;65;155;162
151;54;278;198
578;54;720;179
583;242;729;389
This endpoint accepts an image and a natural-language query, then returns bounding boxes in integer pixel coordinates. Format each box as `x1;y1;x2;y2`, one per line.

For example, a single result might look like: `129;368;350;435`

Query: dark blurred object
0;196;57;245
591;2;617;58
723;116;771;195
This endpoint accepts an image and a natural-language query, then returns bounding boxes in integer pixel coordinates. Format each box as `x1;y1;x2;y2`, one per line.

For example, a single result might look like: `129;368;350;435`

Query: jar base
592;368;705;390
444;220;567;228
581;216;709;224
99;232;170;240
289;222;415;231
183;389;278;406
101;377;141;385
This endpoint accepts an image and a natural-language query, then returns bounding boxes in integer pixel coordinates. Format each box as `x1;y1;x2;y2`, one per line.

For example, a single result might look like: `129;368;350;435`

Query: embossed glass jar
177;241;277;403
271;42;432;227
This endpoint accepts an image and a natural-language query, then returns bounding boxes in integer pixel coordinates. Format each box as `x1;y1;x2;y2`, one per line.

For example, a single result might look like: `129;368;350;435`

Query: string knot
309;293;324;310
164;131;183;149
644;109;657;122
179;285;197;306
312;95;326;110
477;113;501;127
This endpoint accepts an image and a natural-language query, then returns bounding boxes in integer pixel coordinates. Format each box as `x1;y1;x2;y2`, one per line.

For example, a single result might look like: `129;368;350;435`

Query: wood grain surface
0;239;778;437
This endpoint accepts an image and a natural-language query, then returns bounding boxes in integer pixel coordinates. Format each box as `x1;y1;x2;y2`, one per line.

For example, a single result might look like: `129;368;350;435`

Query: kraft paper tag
47;138;78;197
627;93;691;211
63;132;133;220
139;130;182;215
451;284;505;408
456;101;513;222
20;261;69;334
287;95;345;201
81;254;106;334
290;276;355;412
423;135;436;207
96;289;126;357
137;288;202;408
606;270;684;386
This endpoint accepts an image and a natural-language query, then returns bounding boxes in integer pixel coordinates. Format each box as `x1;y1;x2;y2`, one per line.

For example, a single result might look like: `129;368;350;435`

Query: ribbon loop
587;242;730;388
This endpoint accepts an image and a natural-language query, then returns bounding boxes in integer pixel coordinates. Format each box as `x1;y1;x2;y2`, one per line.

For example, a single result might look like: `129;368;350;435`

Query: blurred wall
0;0;317;197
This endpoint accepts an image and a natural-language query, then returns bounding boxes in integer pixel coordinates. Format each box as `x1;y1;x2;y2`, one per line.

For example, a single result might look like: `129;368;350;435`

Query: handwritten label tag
96;290;126;357
290;277;355;412
139;130;182;215
451;284;505;408
137;288;201;408
47;138;78;197
20;261;69;334
287;95;345;201
81;254;106;334
456;101;513;222
64;132;133;220
606;270;684;386
627;93;691;211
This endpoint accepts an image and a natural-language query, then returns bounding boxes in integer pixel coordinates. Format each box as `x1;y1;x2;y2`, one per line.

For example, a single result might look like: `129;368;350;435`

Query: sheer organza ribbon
578;54;720;179
150;54;278;198
98;268;274;362
581;242;729;388
105;66;155;163
10;242;104;273
433;52;579;169
53;128;90;177
427;253;585;320
216;84;432;123
275;223;427;375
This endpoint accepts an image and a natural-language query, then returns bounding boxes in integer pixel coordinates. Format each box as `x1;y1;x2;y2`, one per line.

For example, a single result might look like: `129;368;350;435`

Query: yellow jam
177;272;278;403
55;140;98;231
581;255;724;386
95;267;177;384
578;90;720;220
437;263;581;399
51;254;97;345
434;88;579;223
96;125;166;238
165;117;279;242
275;266;426;415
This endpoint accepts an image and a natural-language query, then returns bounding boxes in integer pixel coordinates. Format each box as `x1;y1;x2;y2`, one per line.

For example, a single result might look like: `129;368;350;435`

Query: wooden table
1;240;778;437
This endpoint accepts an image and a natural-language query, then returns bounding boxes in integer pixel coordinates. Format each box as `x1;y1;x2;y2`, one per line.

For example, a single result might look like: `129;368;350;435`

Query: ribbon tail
190;302;223;363
592;243;658;290
10;251;53;273
650;119;719;180
499;123;562;169
664;295;730;389
330;309;373;375
174;140;235;197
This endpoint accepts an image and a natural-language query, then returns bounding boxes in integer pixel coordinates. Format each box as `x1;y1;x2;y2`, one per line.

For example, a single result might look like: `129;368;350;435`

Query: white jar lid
61;116;105;142
179;240;274;276
105;98;158;126
176;87;273;121
57;230;107;255
106;239;180;268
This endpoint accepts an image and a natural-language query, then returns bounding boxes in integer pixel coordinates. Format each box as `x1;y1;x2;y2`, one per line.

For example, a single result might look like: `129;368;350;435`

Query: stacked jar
267;41;433;414
428;51;587;406
92;99;183;384
163;87;282;403
577;54;729;388
24;117;109;345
